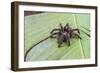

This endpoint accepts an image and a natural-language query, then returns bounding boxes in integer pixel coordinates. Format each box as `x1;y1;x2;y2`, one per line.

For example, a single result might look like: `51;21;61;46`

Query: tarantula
50;23;81;47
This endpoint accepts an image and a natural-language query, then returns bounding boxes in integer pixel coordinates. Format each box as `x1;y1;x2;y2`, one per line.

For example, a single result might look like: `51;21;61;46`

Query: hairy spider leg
72;29;80;34
73;33;82;39
57;33;64;47
64;23;72;33
59;23;64;31
50;32;59;38
64;23;69;30
65;33;70;46
50;28;60;33
65;23;69;27
64;25;72;38
50;28;60;38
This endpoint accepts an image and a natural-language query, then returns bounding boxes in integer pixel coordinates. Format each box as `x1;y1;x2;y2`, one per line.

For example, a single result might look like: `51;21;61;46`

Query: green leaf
24;12;90;61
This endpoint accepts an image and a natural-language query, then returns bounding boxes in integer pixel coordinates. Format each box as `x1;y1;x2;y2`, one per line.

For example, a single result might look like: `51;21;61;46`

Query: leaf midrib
73;14;85;58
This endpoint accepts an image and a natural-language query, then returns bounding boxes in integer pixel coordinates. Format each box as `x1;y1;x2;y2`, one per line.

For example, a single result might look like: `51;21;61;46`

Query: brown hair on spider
50;23;81;47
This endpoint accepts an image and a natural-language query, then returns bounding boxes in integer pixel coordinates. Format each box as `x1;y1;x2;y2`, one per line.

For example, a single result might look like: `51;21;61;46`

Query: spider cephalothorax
50;23;81;47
